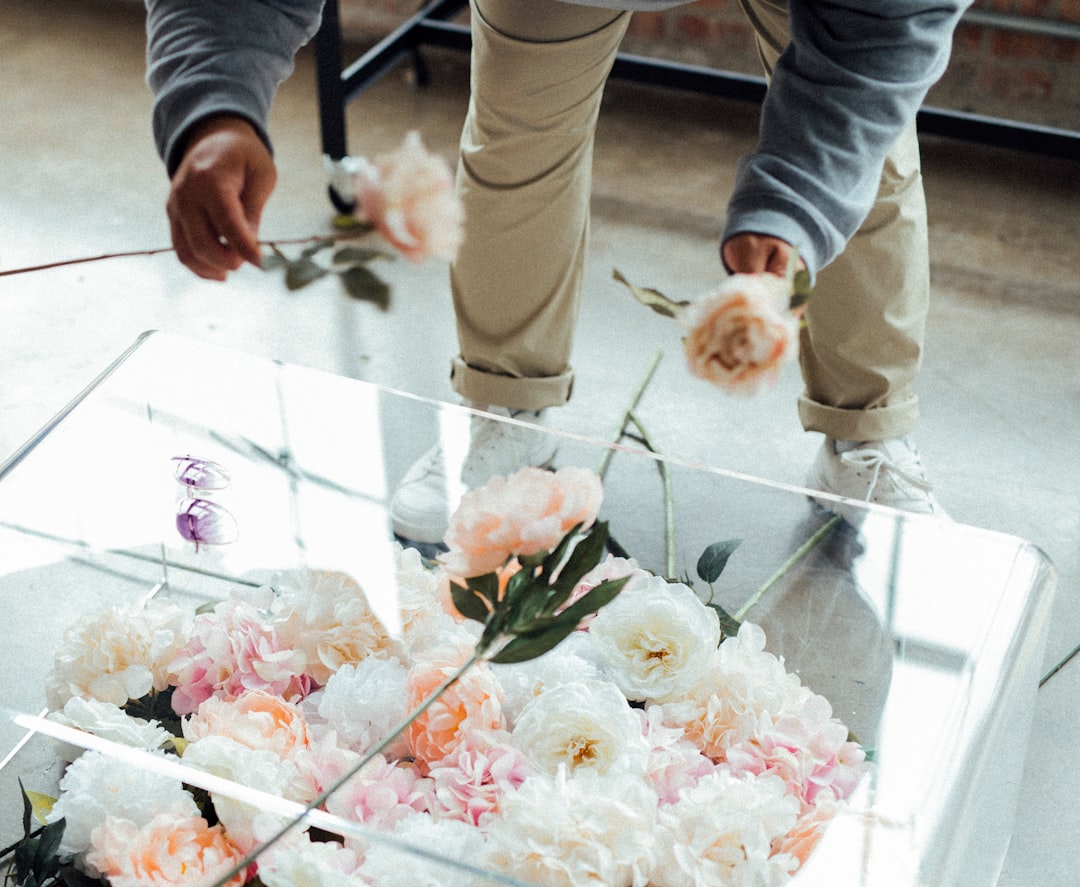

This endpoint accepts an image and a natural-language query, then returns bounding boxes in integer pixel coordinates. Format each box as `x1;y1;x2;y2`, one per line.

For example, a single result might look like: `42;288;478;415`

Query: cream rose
680;273;798;395
588;575;721;704
511;679;649;778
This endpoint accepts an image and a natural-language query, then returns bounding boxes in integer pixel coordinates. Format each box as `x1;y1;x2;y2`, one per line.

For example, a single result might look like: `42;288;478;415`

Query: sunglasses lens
176;498;239;546
172;455;231;491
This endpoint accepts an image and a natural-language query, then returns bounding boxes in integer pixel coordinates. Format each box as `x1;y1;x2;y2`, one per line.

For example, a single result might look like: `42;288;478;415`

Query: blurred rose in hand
357;131;464;263
680;273;798;396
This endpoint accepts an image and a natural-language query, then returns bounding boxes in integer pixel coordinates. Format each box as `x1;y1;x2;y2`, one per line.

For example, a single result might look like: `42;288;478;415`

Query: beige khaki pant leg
739;0;931;441
449;0;629;412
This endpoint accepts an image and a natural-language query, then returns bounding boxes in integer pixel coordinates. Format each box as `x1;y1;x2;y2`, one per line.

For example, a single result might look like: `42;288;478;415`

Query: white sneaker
807;436;948;522
390;404;558;547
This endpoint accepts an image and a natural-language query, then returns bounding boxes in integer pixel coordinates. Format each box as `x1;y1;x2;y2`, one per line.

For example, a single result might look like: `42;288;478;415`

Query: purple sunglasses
172;455;239;548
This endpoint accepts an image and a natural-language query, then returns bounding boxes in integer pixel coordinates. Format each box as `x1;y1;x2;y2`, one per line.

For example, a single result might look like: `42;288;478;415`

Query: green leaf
23;791;56;827
450;579;492;624
339;264;390;310
528;521;614;622
467;572;502;610
551;575;628;627
34;819;65;871
284;257;329;291
706;601;742;639
259;250;288;272
19;779;32;836
489;620;579;664
502;570;550;633
790;267;813;312
300;239;336;260
696;539;741;583
332;245;391;265
612;268;690;319
61;867;112;885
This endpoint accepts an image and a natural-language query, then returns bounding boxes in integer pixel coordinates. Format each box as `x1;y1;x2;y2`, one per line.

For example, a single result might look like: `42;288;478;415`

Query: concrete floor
1;1;1078;884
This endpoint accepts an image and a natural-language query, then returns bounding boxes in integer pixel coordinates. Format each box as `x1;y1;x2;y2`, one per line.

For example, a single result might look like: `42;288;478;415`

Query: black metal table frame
314;0;1078;208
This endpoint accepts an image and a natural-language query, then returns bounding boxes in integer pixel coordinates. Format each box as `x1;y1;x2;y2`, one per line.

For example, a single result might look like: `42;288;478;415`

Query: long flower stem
598;348;664;481
0;231;366;279
626;410;676;580
733;514;842;621
211;651;481;887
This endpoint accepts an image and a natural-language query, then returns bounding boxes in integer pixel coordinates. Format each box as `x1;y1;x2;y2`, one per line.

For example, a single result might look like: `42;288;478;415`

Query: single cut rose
357;131;464;263
680;273;798;395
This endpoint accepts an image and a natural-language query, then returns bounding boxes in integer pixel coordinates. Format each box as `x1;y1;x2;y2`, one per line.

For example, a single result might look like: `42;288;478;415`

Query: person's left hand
721;233;804;277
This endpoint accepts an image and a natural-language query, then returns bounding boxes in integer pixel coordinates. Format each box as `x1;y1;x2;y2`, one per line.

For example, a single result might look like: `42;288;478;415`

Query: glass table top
0;331;1056;887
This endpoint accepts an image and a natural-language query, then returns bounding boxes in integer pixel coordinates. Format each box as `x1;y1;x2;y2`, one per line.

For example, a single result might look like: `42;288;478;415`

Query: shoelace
839;446;934;503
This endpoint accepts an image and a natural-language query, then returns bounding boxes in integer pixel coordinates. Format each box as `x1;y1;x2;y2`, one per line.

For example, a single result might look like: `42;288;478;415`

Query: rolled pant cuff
798;394;919;442
450;356;573;412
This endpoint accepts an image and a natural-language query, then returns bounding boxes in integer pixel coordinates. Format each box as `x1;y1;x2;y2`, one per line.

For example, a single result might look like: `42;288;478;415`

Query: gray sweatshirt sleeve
145;0;325;175
721;0;969;274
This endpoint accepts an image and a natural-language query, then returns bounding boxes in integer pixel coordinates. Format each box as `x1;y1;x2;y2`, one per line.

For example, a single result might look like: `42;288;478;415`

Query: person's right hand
166;115;277;280
721;232;804;278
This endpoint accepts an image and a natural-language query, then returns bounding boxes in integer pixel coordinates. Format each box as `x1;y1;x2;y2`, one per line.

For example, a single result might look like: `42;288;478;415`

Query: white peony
394;543;471;653
655;622;816;763
484;768;657;887
589;575;721;703
45;600;190;709
256;829;364;887
318;657;411;757
180;734;293;850
511;679;649;778
358;814;486;887
47;697;173;761
652;769;800;887
491;641;604;727
46;750;198;859
271;568;405;685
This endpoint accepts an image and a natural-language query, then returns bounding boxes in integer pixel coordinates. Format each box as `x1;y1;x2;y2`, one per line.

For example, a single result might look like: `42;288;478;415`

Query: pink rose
168;599;307;716
428;730;531;826
680;273;798;395
440;466;603;579
323;754;434;832
357;131;464;263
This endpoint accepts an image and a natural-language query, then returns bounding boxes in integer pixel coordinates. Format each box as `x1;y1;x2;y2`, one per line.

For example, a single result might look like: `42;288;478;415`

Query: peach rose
357;131;464;263
772;802;840;867
406;652;506;766
439;466;603;579
85;813;245;887
182;689;311;761
680;273;798;395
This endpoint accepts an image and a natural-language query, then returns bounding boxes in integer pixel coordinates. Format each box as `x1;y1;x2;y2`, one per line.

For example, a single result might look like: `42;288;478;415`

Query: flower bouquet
3;462;869;887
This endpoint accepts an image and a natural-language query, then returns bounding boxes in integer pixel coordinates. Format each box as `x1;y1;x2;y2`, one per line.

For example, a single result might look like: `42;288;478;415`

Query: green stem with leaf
734;514;842;621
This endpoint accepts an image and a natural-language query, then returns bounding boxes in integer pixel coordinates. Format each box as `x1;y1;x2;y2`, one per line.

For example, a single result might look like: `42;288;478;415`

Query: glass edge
0;330;159;482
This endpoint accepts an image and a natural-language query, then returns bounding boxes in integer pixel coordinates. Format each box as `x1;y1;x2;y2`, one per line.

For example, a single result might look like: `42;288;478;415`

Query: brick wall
338;0;1080;131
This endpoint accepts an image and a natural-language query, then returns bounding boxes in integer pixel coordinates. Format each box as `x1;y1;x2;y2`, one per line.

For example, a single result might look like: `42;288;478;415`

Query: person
145;0;965;545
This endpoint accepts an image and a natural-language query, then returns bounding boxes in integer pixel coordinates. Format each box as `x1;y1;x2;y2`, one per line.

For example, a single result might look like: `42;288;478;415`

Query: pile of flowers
4;466;868;887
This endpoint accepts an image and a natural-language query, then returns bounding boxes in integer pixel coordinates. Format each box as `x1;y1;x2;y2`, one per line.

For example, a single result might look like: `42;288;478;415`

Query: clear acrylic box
0;331;1055;886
